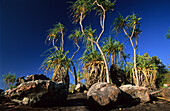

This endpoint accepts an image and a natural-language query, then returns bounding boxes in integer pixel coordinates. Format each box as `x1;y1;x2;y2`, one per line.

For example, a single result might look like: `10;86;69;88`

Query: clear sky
0;0;170;89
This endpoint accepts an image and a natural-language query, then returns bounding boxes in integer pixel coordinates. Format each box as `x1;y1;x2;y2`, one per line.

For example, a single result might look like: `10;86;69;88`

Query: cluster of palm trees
1;73;16;90
40;0;168;90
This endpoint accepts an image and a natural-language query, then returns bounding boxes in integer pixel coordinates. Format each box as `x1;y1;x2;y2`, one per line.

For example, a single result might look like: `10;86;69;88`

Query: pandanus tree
113;13;142;86
42;22;70;88
46;22;65;52
102;37;126;65
71;0;116;83
68;29;83;85
136;53;157;90
80;44;106;86
2;73;16;90
41;48;70;88
102;37;127;86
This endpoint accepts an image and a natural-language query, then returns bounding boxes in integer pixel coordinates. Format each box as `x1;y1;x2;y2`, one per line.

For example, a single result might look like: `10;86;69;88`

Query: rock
0;89;4;94
16;76;25;86
110;64;125;87
4;80;67;106
161;87;170;98
15;74;50;86
120;84;150;103
75;83;87;93
25;74;50;82
87;82;121;106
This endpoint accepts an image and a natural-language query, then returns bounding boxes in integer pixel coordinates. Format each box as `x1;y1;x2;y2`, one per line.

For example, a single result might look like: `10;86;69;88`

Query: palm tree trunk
111;52;114;65
134;48;139;86
96;43;110;83
71;61;77;85
61;31;64;52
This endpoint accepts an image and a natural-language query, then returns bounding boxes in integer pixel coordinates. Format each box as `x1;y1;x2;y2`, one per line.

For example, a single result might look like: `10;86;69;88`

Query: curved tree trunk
96;43;110;83
71;61;77;85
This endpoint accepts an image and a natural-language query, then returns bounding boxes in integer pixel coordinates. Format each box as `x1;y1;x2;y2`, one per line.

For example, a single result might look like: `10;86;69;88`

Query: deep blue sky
0;0;170;89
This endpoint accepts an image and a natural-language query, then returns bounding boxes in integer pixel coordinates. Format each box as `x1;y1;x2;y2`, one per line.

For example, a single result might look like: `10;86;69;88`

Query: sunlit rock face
120;84;150;103
4;80;68;106
87;83;150;110
87;82;121;106
15;74;50;86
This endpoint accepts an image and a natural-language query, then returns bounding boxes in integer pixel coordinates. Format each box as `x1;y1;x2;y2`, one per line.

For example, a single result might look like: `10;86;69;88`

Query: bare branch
52;38;59;51
79;8;97;43
96;1;106;43
71;40;80;59
61;31;64;52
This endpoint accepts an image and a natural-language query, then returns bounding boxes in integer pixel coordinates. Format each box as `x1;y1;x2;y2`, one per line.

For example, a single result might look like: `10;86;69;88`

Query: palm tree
41;48;70;89
102;37;127;65
113;13;142;86
136;53;157;90
68;28;83;85
2;73;16;90
71;0;116;83
46;22;65;52
80;44;106;86
102;37;118;65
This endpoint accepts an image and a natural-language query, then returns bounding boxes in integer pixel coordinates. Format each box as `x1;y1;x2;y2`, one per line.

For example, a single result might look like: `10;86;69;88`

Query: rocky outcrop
16;76;25;86
24;74;50;82
120;84;150;103
4;80;67;106
15;74;50;86
87;82;121;106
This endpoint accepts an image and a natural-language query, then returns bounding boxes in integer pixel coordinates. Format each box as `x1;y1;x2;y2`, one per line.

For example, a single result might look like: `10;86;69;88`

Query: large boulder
4;80;67;106
87;82;121;106
120;85;150;103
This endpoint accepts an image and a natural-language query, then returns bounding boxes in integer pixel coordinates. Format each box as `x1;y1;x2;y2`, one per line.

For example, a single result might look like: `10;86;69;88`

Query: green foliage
47;22;65;43
68;28;83;42
70;0;116;23
41;47;70;73
70;0;93;23
102;37;126;65
166;27;170;39
126;53;168;89
1;73;16;90
79;27;102;63
113;13;142;39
